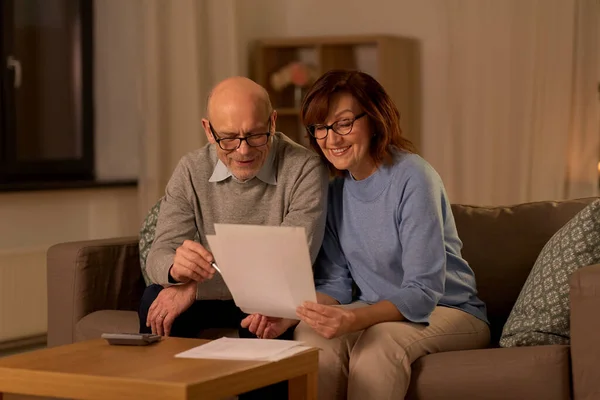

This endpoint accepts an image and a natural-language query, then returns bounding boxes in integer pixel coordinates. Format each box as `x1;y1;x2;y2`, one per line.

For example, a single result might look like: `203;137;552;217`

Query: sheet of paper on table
175;337;312;361
206;224;317;320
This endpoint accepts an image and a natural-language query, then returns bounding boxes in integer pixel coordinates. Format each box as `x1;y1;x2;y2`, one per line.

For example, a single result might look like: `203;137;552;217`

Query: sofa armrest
570;263;600;400
47;236;145;347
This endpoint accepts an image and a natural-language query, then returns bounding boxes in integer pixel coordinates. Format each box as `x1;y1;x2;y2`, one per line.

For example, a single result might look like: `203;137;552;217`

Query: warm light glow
598;161;600;173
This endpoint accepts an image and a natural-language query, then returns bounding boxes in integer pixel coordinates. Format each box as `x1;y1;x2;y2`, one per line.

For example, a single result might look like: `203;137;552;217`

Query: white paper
206;224;317;319
175;337;311;361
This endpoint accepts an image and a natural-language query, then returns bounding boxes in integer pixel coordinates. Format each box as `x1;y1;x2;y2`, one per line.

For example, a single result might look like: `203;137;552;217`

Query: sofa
47;197;600;399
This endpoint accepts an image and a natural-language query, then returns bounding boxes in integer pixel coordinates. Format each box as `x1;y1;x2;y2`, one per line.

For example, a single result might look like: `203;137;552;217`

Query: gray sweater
146;132;329;300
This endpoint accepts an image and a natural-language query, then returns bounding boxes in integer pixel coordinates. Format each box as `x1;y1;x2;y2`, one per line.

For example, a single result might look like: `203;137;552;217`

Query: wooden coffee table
0;337;318;399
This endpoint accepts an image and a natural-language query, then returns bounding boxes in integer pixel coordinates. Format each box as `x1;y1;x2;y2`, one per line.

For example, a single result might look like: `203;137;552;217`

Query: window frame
0;0;95;183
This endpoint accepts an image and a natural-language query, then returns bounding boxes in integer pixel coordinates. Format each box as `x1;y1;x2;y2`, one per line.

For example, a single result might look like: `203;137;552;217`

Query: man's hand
296;301;356;339
240;314;298;339
146;282;196;336
170;240;217;283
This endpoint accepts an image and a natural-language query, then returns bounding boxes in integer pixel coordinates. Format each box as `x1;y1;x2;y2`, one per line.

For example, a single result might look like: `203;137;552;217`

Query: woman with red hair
292;69;490;399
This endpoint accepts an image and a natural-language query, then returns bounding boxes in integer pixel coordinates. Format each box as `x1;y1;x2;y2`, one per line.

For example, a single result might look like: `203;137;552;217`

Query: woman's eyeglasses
307;112;366;140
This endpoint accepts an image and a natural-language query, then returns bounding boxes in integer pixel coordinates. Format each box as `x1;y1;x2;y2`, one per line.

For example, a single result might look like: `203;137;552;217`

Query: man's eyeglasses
307;112;366;140
209;121;271;151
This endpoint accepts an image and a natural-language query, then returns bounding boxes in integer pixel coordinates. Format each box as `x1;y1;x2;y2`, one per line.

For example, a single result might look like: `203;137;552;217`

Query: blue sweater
315;151;488;324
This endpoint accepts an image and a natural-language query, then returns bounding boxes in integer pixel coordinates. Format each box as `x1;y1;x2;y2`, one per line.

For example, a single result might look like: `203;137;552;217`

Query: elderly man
138;76;328;341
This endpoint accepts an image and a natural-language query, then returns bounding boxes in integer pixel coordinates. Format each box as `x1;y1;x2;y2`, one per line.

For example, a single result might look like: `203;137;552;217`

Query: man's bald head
201;76;277;182
206;76;272;122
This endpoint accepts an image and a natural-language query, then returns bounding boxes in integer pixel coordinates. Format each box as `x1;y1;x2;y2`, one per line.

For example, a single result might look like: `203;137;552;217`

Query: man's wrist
183;280;197;292
167;265;180;284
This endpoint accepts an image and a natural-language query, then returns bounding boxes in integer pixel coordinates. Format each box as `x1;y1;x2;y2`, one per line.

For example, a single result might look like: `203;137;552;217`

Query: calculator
101;333;162;346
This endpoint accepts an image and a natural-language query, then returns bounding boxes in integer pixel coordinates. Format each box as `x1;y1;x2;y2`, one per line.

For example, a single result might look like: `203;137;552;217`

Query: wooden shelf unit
251;35;421;150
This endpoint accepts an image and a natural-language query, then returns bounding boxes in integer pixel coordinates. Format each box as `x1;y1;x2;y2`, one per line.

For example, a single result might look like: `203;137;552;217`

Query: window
0;0;94;184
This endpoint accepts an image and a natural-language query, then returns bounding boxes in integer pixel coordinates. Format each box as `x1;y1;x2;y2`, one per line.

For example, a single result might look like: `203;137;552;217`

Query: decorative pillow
139;197;164;286
138;197;201;286
500;199;600;347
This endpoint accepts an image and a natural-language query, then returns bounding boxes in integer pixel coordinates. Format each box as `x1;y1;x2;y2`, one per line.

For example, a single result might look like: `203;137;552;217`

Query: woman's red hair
301;69;416;176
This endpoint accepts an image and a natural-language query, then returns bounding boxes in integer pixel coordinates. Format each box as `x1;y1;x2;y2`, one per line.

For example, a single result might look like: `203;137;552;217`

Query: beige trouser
294;303;490;400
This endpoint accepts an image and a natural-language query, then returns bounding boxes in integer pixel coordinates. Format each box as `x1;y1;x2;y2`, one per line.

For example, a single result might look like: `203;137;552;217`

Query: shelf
251;34;421;151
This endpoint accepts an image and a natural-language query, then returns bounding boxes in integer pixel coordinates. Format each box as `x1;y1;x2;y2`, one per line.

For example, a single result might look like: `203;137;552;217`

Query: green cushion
138;197;201;286
139;197;164;286
500;199;600;347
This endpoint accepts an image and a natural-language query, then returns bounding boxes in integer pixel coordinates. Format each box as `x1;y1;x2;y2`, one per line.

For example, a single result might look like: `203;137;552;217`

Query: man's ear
270;110;278;133
202;118;215;144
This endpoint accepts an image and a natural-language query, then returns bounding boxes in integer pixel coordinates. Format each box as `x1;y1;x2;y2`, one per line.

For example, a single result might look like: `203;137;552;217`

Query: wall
0;188;139;342
233;0;290;79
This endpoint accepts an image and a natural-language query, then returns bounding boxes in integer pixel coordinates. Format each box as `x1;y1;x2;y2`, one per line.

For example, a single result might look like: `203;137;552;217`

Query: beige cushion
500;199;600;346
407;345;570;400
75;310;139;341
450;197;596;343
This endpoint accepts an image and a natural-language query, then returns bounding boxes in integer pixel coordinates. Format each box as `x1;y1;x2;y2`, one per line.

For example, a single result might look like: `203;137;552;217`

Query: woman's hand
240;314;298;339
296;301;357;339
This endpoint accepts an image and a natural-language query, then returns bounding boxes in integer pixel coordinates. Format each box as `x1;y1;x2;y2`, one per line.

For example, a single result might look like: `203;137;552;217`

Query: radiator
0;246;48;343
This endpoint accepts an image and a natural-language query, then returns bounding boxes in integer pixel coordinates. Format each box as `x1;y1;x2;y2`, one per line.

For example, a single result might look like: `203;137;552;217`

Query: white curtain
564;0;600;199
428;0;599;206
135;0;245;221
136;0;208;220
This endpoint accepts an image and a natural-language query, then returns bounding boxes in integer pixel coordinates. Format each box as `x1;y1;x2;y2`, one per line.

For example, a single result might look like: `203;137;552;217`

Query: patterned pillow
139;197;164;286
138;197;201;286
500;199;600;347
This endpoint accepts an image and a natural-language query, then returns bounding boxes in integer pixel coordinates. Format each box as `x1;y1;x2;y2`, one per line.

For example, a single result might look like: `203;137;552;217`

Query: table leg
288;371;317;400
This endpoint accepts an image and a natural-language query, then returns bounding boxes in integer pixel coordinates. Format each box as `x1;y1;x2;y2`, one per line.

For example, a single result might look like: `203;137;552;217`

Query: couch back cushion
451;197;597;344
500;199;600;346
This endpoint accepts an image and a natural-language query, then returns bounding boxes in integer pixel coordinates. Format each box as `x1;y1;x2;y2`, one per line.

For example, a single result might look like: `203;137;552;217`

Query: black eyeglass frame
209;120;272;151
306;112;367;140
